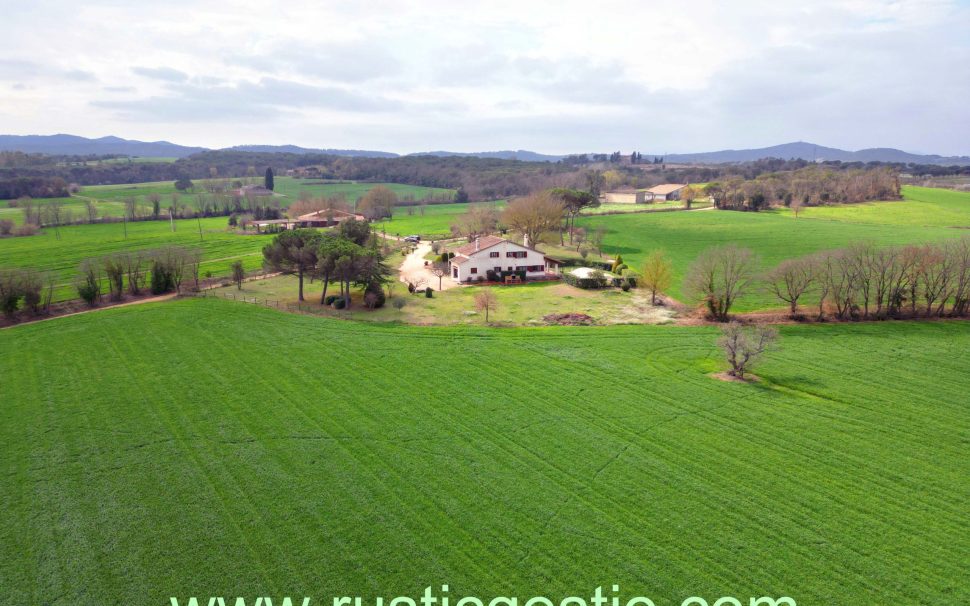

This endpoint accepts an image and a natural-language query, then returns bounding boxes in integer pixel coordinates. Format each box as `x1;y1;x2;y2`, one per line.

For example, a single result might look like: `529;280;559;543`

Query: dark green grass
577;187;969;310
1;298;967;605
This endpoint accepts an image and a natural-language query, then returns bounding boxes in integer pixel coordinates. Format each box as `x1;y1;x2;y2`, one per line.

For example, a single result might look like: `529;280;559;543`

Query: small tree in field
719;322;778;380
641;250;673;305
231;260;245;290
474;289;498;322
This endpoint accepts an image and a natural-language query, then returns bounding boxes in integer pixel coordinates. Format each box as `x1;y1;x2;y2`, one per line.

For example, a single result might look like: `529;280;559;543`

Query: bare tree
103;254;125;301
790;197;804;218
719;322;778;380
84;198;98;223
641;250;673;305
430;261;449;289
231;260;245;290
474;289;498;322
766;257;816;317
501;191;564;248
684;244;760;321
123;252;145;295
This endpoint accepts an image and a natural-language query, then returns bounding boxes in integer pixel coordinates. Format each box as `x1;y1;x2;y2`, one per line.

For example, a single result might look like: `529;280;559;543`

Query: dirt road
398;242;459;291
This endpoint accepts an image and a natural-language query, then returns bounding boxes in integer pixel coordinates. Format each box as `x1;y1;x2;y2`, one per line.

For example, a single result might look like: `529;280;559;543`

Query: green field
775;186;970;227
574;186;970;310
377;200;507;239
0;217;270;301
1;297;967;604
0;178;454;225
272;177;454;204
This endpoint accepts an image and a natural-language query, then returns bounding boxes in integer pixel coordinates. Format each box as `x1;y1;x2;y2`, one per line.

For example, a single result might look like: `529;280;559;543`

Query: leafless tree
684;244;760;321
103;254;126;301
501;191;564;248
84;198;98;223
474;289;498;322
122;252;145;295
430;261;449;290
719;322;778;380
766;257;816;317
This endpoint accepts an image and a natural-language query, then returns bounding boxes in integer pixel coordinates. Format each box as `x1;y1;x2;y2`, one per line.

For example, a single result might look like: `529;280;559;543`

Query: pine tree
264;167;275;191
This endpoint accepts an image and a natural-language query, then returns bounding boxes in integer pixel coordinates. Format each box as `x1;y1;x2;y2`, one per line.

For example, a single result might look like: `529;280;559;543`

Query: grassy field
0;217;270;301
0;177;454;224
1;297;967;604
376;200;507;239
572;186;970;310
213;276;674;325
272;177;454;204
774;185;970;227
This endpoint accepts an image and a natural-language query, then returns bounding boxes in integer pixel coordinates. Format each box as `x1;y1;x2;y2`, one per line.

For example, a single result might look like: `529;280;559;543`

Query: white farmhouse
449;235;560;283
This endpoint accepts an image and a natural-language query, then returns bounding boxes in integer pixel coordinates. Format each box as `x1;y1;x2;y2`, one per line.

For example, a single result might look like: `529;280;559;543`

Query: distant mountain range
0;134;206;158
226;144;397;158
657;141;970;166
1;134;968;165
406;149;565;162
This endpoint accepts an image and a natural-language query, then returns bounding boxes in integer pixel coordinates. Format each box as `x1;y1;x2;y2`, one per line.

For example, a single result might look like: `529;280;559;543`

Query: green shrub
333;298;347;309
392;297;407;310
324;294;339;305
364;283;386;309
425;287;433;298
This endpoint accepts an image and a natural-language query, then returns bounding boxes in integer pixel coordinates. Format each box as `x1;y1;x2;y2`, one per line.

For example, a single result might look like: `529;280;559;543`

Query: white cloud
0;0;967;154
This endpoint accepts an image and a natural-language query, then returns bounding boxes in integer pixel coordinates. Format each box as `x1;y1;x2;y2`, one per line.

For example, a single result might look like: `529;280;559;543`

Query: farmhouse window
471;267;478;274
489;252;500;258
506;251;527;258
452;266;458;278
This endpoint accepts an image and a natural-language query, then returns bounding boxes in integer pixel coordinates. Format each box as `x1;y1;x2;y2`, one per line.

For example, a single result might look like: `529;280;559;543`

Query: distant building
235;184;274;197
295;209;366;227
644;183;687;201
603;190;647;204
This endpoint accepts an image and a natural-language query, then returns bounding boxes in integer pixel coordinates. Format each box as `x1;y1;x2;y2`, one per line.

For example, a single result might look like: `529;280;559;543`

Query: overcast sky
2;0;969;155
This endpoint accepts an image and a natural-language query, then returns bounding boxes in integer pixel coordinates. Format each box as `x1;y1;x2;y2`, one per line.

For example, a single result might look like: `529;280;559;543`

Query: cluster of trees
0;176;69;199
0;268;55;319
705;166;901;211
681;239;970;321
262;219;390;309
75;246;204;306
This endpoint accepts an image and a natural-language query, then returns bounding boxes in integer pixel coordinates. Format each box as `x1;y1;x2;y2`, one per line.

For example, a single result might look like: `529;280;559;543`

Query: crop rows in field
0;217;271;300
0;298;967;604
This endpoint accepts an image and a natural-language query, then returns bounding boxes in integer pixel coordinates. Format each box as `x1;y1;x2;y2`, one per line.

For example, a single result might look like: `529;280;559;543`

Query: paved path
398;242;459;291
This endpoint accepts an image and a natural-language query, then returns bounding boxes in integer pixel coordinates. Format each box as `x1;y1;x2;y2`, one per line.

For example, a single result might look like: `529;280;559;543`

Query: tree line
673;239;970;321
0;245;206;321
704;166;901;211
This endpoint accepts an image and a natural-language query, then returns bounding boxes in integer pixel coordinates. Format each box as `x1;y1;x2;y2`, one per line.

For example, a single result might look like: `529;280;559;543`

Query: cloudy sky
2;0;969;155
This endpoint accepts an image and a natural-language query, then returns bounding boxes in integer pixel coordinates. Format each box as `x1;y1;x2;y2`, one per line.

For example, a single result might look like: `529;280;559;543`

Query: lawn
1;297;967;605
0;217;271;301
212;275;674;326
572;186;970;310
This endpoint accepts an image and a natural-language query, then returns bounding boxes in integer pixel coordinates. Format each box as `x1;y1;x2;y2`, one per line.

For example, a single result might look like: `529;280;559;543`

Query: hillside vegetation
1;298;967;604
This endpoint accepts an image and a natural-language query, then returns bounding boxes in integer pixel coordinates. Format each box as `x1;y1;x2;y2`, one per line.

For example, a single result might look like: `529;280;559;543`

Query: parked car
404;235;421;243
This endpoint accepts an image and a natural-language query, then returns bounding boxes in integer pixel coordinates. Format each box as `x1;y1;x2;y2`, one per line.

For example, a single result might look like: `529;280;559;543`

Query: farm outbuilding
603;190;647;204
644;184;687;201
